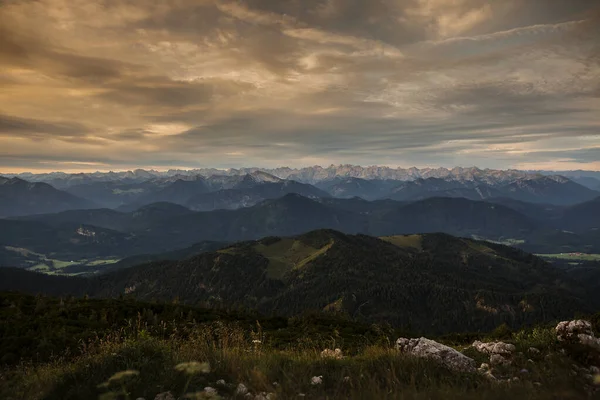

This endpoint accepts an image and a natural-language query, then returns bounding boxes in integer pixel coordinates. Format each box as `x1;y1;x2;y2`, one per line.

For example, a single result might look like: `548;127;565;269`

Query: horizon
2;163;600;176
1;1;599;172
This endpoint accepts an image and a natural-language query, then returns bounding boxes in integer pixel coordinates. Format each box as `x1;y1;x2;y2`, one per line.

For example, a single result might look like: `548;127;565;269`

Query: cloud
0;0;599;172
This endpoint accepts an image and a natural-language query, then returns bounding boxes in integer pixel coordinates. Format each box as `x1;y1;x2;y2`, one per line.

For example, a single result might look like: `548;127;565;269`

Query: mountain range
2;168;598;213
0;177;94;217
1;229;597;334
9;165;600;187
2;192;598;274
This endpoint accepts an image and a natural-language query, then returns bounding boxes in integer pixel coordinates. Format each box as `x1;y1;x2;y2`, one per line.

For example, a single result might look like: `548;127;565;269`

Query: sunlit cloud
0;0;599;172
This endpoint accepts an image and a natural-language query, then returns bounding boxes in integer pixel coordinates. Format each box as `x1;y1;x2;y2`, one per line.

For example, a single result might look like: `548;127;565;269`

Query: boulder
395;337;476;373
556;320;600;350
556;320;593;341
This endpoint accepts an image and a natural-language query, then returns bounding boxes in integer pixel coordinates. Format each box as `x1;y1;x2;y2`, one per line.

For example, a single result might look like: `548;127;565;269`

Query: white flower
252;339;262;344
310;376;323;385
320;348;343;360
342;376;350;382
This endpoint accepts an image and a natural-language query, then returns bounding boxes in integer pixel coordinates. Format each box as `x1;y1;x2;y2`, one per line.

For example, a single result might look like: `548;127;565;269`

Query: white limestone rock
395;337;476;373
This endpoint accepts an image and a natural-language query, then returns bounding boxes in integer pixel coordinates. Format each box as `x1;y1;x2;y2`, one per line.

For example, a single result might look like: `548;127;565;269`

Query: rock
528;347;540;355
136;398;146;400
556;320;594;341
533;382;542;387
310;376;323;385
320;348;343;359
478;363;490;371
556;320;600;350
590;366;600;374
472;341;516;356
527;359;535;363
154;393;175;400
216;379;226;386
483;371;497;381
578;334;600;351
236;383;249;395
396;337;476;373
204;387;218;394
490;354;511;366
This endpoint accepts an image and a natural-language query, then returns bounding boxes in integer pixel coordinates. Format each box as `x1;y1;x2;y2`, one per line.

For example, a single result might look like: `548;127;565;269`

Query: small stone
216;379;226;386
490;354;511;366
472;341;516;356
484;371;497;381
590;366;600;374
204;387;218;394
533;382;542;387
310;376;323;385
236;383;249;395
528;347;540;354
527;359;535;363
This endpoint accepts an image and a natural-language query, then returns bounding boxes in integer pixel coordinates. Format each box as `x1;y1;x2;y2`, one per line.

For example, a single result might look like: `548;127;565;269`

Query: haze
1;0;599;173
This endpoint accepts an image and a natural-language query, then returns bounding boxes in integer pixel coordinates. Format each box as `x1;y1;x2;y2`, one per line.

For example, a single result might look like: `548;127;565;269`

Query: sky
1;0;599;173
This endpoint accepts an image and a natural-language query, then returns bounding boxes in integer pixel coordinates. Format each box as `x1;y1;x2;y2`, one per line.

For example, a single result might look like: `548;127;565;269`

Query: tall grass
1;322;594;400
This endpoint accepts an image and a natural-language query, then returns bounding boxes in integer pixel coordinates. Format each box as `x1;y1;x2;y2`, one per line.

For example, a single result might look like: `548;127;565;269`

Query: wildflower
107;369;139;384
320;348;343;360
310;376;323;385
236;383;249;395
175;361;211;375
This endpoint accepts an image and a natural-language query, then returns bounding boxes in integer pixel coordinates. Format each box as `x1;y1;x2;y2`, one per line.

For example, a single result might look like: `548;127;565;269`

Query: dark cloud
0;114;90;138
0;0;598;171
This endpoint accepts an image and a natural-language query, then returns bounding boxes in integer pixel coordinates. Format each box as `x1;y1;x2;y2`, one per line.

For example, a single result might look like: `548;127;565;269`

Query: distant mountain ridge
0;177;94;217
8;165;600;187
5;193;599;272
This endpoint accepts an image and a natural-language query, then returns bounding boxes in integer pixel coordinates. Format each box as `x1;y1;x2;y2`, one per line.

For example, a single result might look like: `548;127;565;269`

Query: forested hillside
2;230;597;334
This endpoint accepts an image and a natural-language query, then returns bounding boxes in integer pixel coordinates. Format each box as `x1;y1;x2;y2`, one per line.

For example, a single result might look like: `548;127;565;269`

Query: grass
2;245;121;275
1;323;597;400
253;238;333;280
380;235;423;250
536;253;600;262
